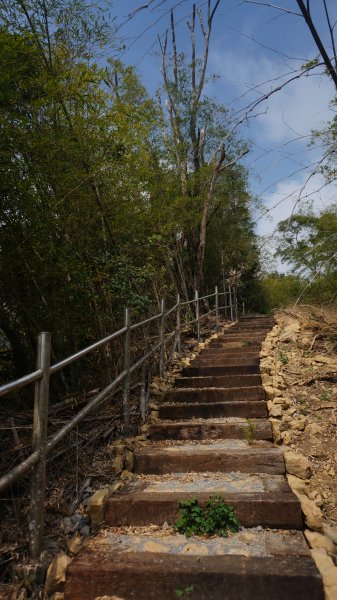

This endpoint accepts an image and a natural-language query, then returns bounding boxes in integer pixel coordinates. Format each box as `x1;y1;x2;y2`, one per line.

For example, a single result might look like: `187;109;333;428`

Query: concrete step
134;443;284;475
165;387;265;402
64;530;323;600
182;364;260;376
174;374;262;388
159;400;267;420
149;417;273;441
104;473;303;529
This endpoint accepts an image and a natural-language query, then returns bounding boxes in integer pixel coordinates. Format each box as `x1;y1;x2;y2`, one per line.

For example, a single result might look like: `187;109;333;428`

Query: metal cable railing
0;284;239;558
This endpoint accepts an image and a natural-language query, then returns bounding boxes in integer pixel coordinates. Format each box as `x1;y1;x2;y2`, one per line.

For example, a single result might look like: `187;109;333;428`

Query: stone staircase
64;316;324;600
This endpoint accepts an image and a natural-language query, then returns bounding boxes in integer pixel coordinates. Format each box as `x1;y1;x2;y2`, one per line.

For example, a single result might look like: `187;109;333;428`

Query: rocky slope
260;306;337;599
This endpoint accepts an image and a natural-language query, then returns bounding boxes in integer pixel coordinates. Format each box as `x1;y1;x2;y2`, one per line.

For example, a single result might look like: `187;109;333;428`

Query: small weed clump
174;496;239;538
243;418;256;444
175;585;194;597
279;350;289;365
321;388;333;402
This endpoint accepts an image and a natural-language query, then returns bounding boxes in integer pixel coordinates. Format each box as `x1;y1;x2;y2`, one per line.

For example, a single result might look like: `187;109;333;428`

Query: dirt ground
272;305;337;527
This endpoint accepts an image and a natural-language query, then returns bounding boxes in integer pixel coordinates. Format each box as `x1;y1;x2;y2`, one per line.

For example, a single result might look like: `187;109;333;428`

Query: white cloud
209;47;337;273
255;173;337;272
210;49;334;144
256;173;337;237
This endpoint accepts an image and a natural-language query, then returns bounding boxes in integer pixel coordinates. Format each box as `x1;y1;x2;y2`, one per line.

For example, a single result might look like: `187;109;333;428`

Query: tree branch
243;0;302;17
322;0;337;71
296;0;337;89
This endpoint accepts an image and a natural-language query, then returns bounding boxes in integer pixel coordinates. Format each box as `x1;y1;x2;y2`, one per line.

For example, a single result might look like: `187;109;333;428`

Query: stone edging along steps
63;316;325;600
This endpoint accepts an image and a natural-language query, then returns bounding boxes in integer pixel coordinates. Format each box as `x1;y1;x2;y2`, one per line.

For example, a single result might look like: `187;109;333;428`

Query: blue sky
110;1;337;270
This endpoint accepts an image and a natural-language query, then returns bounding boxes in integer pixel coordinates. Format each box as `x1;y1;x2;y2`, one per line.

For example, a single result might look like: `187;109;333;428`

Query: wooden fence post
123;308;131;425
215;286;219;328
224;283;228;320
195;290;200;340
229;286;234;321
140;362;146;422
159;299;165;377
176;293;181;354
29;332;51;559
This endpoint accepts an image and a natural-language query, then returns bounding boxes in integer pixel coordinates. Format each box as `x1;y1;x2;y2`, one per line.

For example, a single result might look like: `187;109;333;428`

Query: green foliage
260;273;304;312
277;208;337;278
0;0;264;393
301;57;320;71
243;418;256;445
175;585;194;597
321;388;332;402
279;351;289;365
274;206;337;304
203;174;263;312
174;496;239;538
0;4;166;384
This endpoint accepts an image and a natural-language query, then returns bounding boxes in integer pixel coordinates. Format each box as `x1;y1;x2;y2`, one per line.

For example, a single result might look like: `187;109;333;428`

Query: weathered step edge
174;374;262;388
65;554;323;600
158;400;267;420
165;386;266;402
134;447;285;475
149;419;273;441
104;490;303;529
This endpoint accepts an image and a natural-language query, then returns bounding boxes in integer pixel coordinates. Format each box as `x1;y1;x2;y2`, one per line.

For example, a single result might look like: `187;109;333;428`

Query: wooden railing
0;285;238;558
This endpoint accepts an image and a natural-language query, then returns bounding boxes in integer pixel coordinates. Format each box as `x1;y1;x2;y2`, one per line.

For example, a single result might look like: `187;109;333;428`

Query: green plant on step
174;496;239;538
321;388;333;402
279;350;288;365
175;585;194;597
243;418;256;444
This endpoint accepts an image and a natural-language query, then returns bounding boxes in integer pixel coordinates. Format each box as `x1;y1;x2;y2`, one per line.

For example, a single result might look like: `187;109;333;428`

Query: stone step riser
174;375;262;388
134;448;285;475
64;555;323;600
239;315;275;326
165;387;265;402
190;359;260;367
214;336;265;342
159;401;267;420
218;331;266;343
182;365;260;376
149;420;273;441
104;493;303;530
207;343;262;349
223;326;270;335
199;350;261;357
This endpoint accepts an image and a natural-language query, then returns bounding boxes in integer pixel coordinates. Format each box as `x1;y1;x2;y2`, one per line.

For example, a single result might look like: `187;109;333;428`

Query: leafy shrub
174;496;239;538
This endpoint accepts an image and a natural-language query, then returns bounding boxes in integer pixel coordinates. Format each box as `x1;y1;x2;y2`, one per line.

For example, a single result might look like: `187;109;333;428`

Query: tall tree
0;3;162;380
276;207;337;297
158;1;249;295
